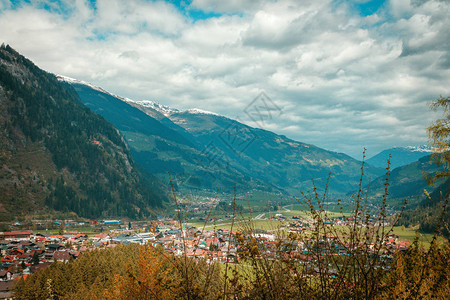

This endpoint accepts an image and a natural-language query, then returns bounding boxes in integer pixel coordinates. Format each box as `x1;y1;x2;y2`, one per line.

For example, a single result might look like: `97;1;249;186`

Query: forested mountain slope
66;81;277;194
367;155;445;207
0;45;166;221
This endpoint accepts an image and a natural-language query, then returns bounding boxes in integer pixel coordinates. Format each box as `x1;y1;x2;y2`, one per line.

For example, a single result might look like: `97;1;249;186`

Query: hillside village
0;216;410;299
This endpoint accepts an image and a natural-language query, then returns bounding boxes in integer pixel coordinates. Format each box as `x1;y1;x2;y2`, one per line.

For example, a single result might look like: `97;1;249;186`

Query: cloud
92;0;187;36
190;0;266;14
0;0;448;158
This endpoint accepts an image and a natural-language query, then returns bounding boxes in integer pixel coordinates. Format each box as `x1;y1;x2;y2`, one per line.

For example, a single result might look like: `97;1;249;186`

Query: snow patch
402;145;431;153
134;100;180;117
58;75;220;117
57;75;126;101
185;108;219;116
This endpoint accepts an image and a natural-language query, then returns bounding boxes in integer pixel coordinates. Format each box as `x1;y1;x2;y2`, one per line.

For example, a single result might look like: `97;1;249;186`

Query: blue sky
5;0;389;20
0;0;449;159
353;0;386;16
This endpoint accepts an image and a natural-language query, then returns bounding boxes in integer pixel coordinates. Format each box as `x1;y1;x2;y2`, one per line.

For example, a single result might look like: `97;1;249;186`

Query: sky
0;0;449;159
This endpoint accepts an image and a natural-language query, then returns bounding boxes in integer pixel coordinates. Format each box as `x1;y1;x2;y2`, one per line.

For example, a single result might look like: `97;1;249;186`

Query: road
254;213;266;220
282;205;292;212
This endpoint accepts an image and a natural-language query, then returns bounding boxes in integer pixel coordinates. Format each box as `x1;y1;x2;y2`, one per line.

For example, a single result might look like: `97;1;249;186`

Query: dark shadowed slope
0;45;166;220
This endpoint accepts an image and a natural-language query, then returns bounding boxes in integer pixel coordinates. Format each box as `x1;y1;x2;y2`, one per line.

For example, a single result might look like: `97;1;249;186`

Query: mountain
367;146;431;169
61;77;385;197
164;110;384;195
0;45;166;222
366;155;446;207
63;79;278;195
398;177;449;235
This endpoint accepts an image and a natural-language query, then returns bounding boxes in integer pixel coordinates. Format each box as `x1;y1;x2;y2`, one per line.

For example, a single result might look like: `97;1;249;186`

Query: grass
121;131;156;152
220;261;257;283
391;225;446;248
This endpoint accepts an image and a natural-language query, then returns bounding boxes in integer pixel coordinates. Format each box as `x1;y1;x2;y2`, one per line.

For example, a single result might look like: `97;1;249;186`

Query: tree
427;96;450;184
58;221;65;235
31;251;40;265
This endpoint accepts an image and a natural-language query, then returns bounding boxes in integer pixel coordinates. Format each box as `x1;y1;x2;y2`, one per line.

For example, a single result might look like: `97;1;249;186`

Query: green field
187;212;444;249
390;226;445;248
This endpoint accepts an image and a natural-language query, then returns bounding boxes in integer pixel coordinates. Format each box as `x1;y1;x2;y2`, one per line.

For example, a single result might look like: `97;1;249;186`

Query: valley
1;0;449;298
0;39;448;300
1;44;446;230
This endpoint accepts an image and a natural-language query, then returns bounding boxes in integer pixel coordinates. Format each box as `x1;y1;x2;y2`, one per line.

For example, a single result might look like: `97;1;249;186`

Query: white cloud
389;0;414;18
0;0;448;158
190;0;267;14
92;0;186;36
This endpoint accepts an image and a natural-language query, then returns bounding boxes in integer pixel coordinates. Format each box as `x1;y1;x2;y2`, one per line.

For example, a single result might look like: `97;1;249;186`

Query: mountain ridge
367;146;431;169
57;75;220;118
61;76;385;197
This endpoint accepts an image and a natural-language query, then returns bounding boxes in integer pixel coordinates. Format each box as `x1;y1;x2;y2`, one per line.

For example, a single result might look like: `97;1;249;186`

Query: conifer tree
427;96;450;184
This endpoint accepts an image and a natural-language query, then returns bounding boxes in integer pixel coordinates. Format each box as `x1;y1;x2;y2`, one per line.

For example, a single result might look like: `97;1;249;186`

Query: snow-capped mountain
403;145;431;153
58;75;219;118
366;146;431;169
132;100;180;116
57;75;113;96
125;99;219;117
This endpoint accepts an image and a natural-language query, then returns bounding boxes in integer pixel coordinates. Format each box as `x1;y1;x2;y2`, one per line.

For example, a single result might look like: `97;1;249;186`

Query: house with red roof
1;256;17;264
0;231;33;240
9;249;24;256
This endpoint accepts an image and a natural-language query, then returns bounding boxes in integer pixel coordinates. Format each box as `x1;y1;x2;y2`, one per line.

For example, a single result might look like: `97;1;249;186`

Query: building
0;231;33;241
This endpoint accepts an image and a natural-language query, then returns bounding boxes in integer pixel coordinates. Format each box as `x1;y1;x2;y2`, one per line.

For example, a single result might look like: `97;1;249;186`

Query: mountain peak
182;108;220;116
402;145;431;153
58;75;220;118
127;99;180;117
57;75;111;95
367;145;431;169
126;99;220;117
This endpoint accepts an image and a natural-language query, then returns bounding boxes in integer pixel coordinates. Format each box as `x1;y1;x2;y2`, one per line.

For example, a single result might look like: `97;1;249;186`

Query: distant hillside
62;78;385;197
166;110;384;195
398;177;449;236
367;146;430;169
0;45;166;221
367;155;444;207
